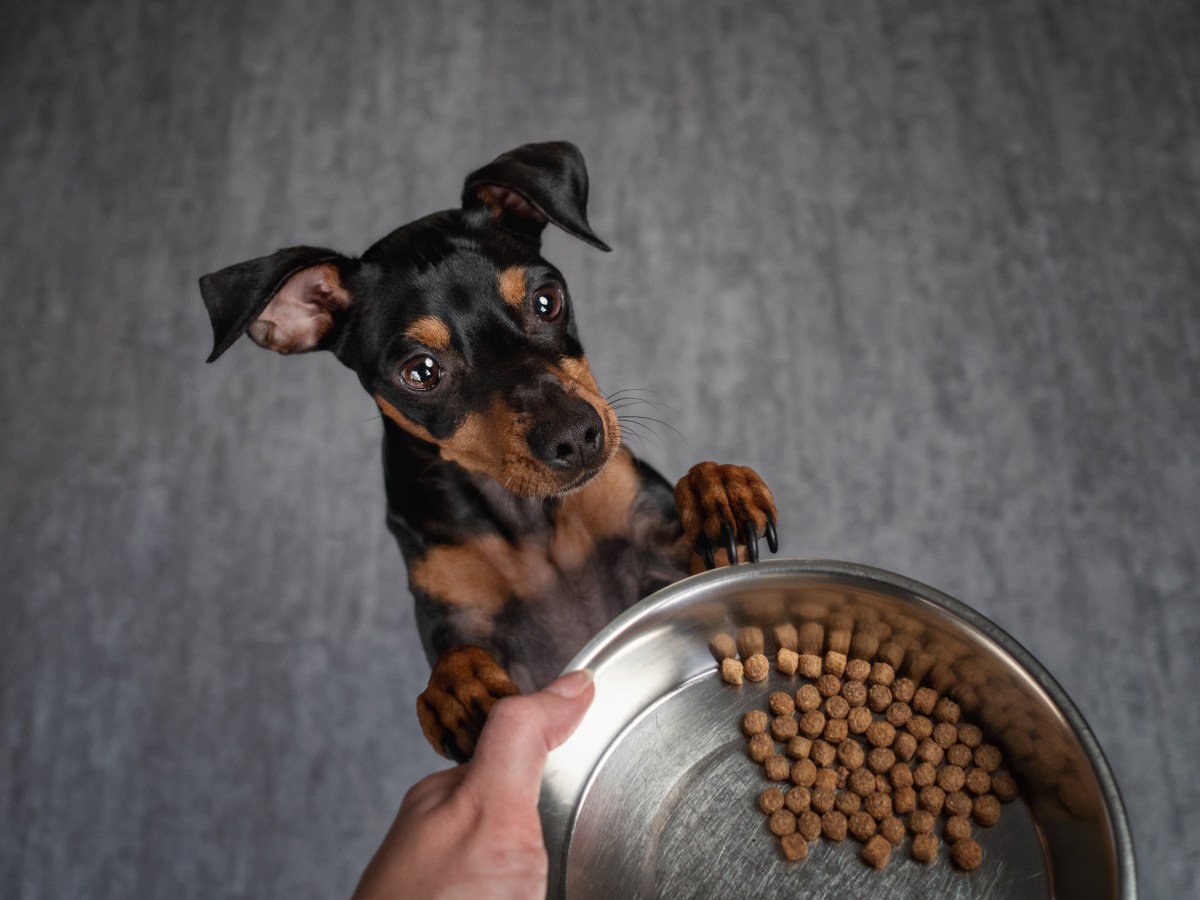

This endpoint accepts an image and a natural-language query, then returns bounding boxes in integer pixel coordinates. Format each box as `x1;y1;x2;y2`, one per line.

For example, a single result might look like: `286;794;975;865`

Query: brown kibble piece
736;627;765;658
864;791;892;821
850;632;880;661
885;701;912;728
973;794;1002;827
875;773;892;794
965;767;991;796
879;816;905;846
877;641;906;669
945;790;973;818
798;622;824;654
836;791;861;815
811;739;837;768
817;673;842;698
776;648;800;675
865;721;896;748
798;710;826;738
823;717;849;744
933;722;958;749
891;677;916;703
769;808;797;836
785;736;812;760
913;687;938;715
869;661;896;686
827;626;852;653
780;833;808;861
906;715;933;740
862;834;892;869
822;810;848;841
974;744;1003;773
892;784;916;815
992;772;1019;802
933;696;961;724
909;809;935;834
867;684;893;713
837;740;865;770
889;763;914;789
798;810;823;841
957;722;983;748
785;786;811;814
774;623;799;652
950;837;984;871
847;707;873;735
759;787;786;814
919;785;946;816
946;742;973;768
765;755;791;781
824;650;848;677
769;691;796;716
893;732;917;762
844;658;871;682
867;747;896;774
916;738;944;766
811;787;836;814
813;768;837;792
744;654;770;682
742;710;769;735
721;658;744;685
912;761;937;788
771;715;799;742
797;654;823;679
708;633;737;660
848;810;877;841
790;758;817;787
944;814;972;842
795;684;822;712
748;733;774;762
824;695;850;719
848;768;876;797
911;832;939;863
841;681;867;707
937;764;966;793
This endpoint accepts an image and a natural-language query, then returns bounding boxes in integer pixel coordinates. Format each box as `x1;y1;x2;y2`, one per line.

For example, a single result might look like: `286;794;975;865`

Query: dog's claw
722;523;738;566
765;515;779;554
674;461;778;571
745;521;760;563
698;535;716;570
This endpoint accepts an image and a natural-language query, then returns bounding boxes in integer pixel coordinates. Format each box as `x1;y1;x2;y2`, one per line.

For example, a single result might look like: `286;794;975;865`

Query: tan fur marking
404;315;452;351
411;535;557;616
498;267;526;309
551;450;640;567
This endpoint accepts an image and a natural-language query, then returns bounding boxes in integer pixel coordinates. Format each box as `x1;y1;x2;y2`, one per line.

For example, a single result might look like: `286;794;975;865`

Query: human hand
350;668;595;900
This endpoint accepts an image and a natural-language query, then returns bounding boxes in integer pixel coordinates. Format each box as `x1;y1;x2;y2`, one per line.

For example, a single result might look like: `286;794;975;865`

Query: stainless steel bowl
540;559;1135;899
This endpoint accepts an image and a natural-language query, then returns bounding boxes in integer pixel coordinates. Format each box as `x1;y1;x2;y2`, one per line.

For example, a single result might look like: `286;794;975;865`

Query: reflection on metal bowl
540;559;1135;899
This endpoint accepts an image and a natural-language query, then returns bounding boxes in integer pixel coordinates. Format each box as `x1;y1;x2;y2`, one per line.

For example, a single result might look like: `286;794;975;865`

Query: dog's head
200;142;620;497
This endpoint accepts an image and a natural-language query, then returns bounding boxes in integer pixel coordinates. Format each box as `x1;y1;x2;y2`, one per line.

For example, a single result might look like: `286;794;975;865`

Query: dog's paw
416;645;520;761
674;461;778;570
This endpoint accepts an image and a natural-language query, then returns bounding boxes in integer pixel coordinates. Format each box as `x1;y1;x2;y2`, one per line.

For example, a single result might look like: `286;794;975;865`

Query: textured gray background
2;0;1197;897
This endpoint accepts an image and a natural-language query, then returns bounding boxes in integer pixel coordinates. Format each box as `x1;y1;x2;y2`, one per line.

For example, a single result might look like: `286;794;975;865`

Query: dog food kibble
797;654;823;679
759;787;786;814
879;816;905;847
785;785;811;813
893;732;917;762
776;647;800;675
911;832;939;863
864;791;893;821
891;676;916;703
790;758;817;787
736;627;765;658
841;680;868;707
848;810;877;841
933;722;958;749
798;622;825;654
912;686;938;715
936;764;966;793
817;673;842;698
823;717;849;744
798;710;826;739
974;744;1003;773
892;785;917;815
868;661;895;686
865;721;896;748
964;767;991;796
780;833;808;861
838;739;866;770
765;755;791;781
811;739;837;768
769;808;797;836
906;714;934;741
843;658;871;682
795;684;822;712
950;837;984;872
811;788;836;814
867;747;896;774
847;767;876;798
822;810;849;841
774;623;799;652
933;696;961;724
824;694;850;719
946;742;973;768
885;701;912;728
824;650;848;677
742;710;769;735
916;738;944;766
867;684;893;713
785;736;813;759
862;834;892;869
909;808;935;834
708;632;738;660
836;790;861;815
771;715;799;742
814;767;838;792
945;790;974;818
769;691;795;716
944;814;972;842
991;772;1018;802
912;761;937;788
748;733;773;762
973;794;1002;827
743;654;770;682
847;706;873;734
889;762;914;789
720;657;744;685
957;722;983;748
798;810;823;841
919;785;947;816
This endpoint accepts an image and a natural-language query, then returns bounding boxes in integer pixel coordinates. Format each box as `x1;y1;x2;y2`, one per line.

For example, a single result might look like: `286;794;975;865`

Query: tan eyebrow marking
404;315;452;351
497;267;526;309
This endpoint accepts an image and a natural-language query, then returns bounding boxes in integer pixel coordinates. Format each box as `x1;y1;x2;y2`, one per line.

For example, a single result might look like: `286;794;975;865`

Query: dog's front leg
674;462;779;571
416;645;521;761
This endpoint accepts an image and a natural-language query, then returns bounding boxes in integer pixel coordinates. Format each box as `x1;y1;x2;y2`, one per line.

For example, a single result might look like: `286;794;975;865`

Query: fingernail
545;668;595;698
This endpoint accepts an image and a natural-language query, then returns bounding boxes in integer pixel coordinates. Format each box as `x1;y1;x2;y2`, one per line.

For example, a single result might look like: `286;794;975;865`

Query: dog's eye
533;285;564;322
398;355;443;391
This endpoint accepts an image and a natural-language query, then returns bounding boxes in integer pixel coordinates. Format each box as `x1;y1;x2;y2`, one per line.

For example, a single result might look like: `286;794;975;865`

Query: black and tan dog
200;142;778;760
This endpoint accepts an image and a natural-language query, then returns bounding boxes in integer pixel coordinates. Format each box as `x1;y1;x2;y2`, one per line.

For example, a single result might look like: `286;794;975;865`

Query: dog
200;142;778;761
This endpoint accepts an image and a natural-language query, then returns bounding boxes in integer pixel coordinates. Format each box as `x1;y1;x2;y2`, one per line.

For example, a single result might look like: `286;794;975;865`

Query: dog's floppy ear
199;246;356;363
462;141;612;252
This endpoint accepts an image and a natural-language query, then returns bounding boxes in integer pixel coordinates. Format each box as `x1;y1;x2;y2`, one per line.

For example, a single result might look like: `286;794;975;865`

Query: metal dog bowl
540;559;1135;899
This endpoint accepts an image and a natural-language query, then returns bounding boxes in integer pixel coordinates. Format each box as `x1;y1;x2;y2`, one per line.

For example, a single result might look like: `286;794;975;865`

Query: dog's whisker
618;414;683;441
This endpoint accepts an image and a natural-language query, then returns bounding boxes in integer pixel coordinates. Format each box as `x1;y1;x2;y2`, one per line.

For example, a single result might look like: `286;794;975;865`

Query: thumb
463;669;595;811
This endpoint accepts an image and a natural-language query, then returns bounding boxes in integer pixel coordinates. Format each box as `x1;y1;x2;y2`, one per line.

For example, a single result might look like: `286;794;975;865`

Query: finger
463;669;595;813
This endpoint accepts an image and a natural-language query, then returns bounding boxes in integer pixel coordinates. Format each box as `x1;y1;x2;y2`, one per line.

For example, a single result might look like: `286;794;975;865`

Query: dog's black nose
528;403;605;472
